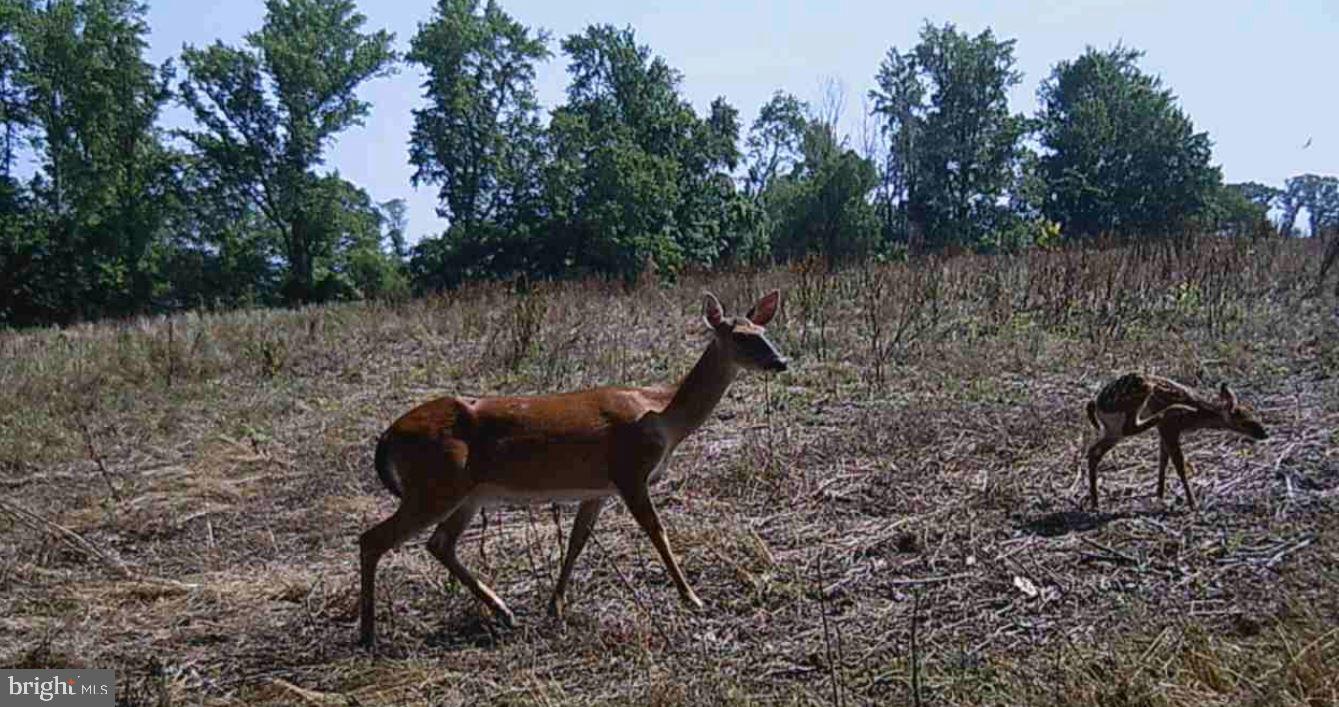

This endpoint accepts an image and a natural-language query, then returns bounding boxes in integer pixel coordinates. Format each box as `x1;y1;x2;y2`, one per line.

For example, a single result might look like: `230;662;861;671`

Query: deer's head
704;290;789;373
1217;383;1268;440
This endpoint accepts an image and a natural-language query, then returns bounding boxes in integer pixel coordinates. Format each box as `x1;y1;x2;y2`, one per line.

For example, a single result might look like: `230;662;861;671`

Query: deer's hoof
493;607;517;629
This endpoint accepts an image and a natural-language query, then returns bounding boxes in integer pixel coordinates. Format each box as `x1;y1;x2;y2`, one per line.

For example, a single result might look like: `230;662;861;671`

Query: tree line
0;0;1333;327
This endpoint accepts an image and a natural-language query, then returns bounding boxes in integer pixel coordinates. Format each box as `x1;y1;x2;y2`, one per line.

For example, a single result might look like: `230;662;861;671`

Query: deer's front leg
1156;428;1172;499
1164;432;1198;510
617;482;703;610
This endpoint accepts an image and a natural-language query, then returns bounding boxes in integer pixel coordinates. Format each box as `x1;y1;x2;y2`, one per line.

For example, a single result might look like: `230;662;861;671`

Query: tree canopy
179;0;398;303
0;1;1322;328
1036;46;1220;237
871;23;1029;250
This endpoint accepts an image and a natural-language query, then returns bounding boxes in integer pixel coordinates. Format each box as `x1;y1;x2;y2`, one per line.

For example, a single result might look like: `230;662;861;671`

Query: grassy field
2;237;1337;705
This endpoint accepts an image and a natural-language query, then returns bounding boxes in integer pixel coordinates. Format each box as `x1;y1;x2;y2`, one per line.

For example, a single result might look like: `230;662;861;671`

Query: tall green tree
305;175;409;301
380;197;408;261
732;91;812;264
162;161;408;308
766;118;879;262
541;24;740;280
868;46;922;246
1278;174;1338;237
744;91;807;200
1037;46;1220;237
1300;175;1339;290
675;95;746;266
408;0;547;234
406;0;548;287
742;93;878;263
2;0;174;325
179;0;397;304
1212;183;1275;237
158;157;283;309
871;23;1028;249
1230;182;1281;212
1207;181;1279;237
0;0;28;181
0;0;30;324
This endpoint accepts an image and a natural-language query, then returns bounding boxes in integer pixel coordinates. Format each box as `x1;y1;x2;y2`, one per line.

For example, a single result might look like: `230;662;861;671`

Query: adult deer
358;291;789;647
1084;372;1268;510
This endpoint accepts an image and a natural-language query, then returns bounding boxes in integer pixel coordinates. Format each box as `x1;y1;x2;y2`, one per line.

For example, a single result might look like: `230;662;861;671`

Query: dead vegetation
2;237;1337;705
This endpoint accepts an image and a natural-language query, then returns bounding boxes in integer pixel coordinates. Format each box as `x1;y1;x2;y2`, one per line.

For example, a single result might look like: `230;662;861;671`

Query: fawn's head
704;290;789;373
1216;383;1268;440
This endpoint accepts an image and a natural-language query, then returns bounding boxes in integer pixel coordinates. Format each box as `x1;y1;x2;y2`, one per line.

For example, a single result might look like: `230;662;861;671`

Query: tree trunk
286;214;313;304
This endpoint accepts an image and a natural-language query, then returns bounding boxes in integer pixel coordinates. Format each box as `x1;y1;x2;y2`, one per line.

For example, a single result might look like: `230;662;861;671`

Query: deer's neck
662;339;738;440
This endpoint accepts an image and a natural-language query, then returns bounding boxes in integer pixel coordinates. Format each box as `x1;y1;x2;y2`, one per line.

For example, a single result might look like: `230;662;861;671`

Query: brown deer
1085;372;1268;510
358;291;789;647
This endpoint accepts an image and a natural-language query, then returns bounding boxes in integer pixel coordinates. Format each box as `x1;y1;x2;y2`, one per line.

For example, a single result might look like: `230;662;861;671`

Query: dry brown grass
2;237;1337;705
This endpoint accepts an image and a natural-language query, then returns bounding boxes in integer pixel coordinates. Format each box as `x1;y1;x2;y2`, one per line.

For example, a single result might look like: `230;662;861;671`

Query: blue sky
144;0;1337;242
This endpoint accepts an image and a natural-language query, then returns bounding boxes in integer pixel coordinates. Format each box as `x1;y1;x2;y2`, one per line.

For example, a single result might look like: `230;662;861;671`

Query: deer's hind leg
1086;436;1120;511
360;495;466;647
426;500;516;627
359;437;475;648
1128;395;1197;437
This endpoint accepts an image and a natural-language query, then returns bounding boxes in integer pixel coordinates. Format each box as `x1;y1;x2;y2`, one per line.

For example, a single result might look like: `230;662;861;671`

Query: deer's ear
703;292;724;328
747;290;780;326
1220;382;1239;411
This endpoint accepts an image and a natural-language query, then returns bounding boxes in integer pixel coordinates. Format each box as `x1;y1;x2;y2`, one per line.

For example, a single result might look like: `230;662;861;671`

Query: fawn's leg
1086;437;1119;510
1164;432;1197;510
1156;429;1172;499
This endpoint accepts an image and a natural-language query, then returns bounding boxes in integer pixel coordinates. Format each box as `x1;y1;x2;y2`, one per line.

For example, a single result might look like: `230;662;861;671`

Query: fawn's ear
703;292;724;328
1219;382;1239;411
746;290;780;326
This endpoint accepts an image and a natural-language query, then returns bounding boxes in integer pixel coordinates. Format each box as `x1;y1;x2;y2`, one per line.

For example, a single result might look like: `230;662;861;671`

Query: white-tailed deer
1085;372;1268;510
358;291;789;647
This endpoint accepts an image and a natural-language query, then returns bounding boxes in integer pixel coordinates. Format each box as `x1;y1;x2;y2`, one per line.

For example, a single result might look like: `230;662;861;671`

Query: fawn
1085;372;1268;510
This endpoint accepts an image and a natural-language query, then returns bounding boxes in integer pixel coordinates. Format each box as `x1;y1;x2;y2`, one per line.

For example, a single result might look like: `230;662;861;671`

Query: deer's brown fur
358;291;788;648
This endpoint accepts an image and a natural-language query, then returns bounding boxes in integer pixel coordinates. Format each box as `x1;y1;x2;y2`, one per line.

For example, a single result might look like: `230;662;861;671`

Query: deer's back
1095;372;1200;413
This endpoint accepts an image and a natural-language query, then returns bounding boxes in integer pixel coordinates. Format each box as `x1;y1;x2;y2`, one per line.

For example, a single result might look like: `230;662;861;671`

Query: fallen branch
0;495;131;579
886;572;974;586
0;495;199;590
1079;536;1139;565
